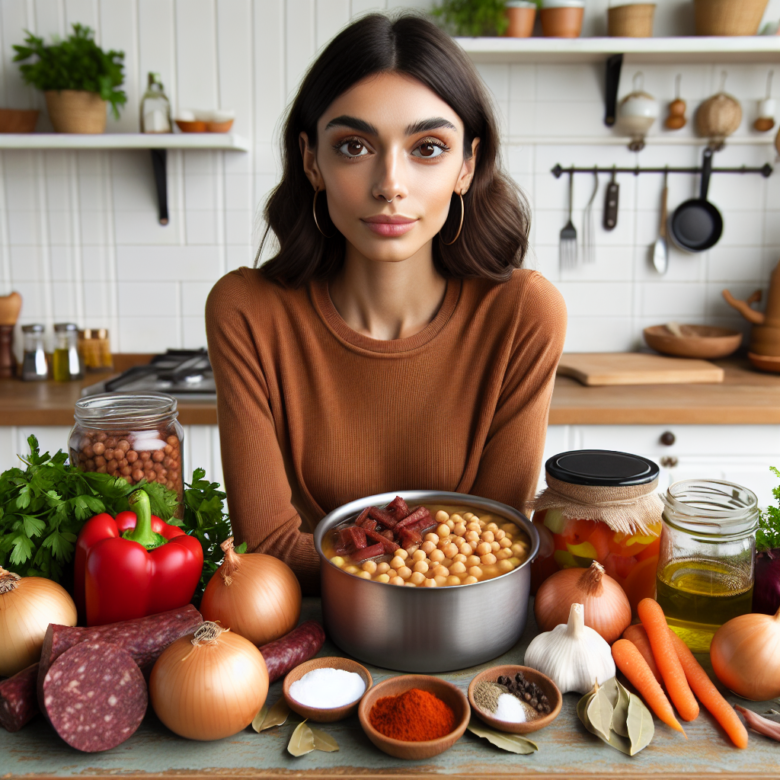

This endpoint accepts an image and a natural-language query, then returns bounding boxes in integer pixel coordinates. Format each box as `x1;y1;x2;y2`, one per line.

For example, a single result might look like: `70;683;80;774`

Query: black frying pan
669;147;723;253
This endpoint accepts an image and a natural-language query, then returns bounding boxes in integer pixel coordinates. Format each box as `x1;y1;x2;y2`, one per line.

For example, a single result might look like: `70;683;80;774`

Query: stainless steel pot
314;490;540;673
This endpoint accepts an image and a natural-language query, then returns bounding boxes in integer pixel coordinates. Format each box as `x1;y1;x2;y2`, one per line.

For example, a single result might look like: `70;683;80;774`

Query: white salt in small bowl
283;657;373;722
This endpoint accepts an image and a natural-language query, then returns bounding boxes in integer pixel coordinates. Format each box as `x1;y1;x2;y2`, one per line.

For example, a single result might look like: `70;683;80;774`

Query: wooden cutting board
557;352;724;386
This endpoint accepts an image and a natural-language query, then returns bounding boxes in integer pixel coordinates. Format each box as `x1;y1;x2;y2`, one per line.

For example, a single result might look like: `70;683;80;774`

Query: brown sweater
205;267;567;593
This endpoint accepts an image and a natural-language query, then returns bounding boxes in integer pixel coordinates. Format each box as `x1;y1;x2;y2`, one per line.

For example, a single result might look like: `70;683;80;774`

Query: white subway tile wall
0;0;778;359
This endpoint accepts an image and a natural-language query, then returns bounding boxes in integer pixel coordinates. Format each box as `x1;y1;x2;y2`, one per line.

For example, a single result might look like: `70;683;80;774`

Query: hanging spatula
653;169;669;275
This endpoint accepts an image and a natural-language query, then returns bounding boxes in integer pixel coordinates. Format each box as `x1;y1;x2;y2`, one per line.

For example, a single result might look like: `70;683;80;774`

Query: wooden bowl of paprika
357;674;470;760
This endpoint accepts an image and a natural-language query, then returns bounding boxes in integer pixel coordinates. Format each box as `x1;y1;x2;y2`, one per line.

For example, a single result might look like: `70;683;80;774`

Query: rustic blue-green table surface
2;598;779;779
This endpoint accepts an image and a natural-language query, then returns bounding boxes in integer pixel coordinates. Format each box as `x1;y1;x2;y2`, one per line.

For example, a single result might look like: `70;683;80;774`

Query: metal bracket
604;53;623;127
150;149;169;226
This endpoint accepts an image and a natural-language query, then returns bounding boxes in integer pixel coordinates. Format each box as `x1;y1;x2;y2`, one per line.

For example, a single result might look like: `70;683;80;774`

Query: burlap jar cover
526;474;664;536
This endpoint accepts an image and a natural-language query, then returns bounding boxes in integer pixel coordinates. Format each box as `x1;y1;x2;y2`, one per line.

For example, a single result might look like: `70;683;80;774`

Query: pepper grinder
0;291;22;379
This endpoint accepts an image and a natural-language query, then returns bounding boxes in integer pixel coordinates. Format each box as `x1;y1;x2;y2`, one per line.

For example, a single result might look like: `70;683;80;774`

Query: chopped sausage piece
258;620;326;683
41;641;147;752
0;664;39;732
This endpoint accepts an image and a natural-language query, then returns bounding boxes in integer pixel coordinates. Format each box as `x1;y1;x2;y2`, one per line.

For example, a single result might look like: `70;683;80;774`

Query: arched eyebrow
324;115;457;136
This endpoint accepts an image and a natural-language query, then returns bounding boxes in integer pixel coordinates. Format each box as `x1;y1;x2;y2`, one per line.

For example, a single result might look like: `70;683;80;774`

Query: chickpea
452;553;467;564
436;524;450;538
85;459;96;471
480;553;497;565
107;459;119;473
481;530;495;543
495;529;506;541
405;582;417;587
376;573;391;583
443;543;459;559
164;445;173;455
391;556;405;570
502;523;518;535
466;521;481;533
167;435;179;447
450;514;464;524
466;555;481;567
450;561;467;575
498;559;515;573
345;565;360;574
434;510;450;524
460;543;473;557
398;566;412;580
468;566;483;578
463;576;478;585
117;440;130;452
424;533;439;545
429;549;445;563
446;519;455;530
423;577;437;588
92;441;105;456
140;451;151;462
421;541;436;555
152;450;165;463
462;513;473;521
487;522;499;533
121;466;133;477
511;543;525;556
410;572;426;585
105;437;118;449
476;542;492;556
496;548;512;560
396;548;409;560
432;565;449;578
376;562;391;574
434;575;447;586
509;557;522;567
465;531;480;544
390;576;405;586
413;561;429;574
104;449;115;462
491;541;501;552
126;450;138;464
499;537;513;549
132;469;144;481
412;549;427;562
442;558;454;568
359;571;372;580
95;432;107;442
453;522;466;536
362;560;378;574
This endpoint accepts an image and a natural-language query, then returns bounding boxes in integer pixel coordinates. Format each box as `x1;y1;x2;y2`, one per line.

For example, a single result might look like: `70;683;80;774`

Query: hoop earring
440;191;464;246
313;189;335;238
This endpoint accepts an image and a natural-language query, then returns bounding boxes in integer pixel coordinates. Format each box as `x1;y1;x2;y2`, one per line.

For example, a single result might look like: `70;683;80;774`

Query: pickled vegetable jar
657;479;758;653
530;450;663;615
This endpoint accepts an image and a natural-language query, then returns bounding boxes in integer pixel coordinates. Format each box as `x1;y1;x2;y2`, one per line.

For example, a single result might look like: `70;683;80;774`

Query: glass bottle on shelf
20;323;48;381
53;323;83;381
140;72;172;133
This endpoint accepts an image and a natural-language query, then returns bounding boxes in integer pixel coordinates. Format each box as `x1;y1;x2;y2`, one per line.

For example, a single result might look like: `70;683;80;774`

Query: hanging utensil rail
551;163;773;178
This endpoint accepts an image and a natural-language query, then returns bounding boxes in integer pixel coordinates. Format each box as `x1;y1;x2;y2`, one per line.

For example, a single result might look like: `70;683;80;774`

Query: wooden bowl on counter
175;119;207;132
357;675;470;760
643;324;742;359
283;656;372;723
468;665;561;734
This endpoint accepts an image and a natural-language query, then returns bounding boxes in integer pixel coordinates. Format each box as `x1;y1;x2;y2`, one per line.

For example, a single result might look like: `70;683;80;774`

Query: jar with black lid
68;393;185;516
528;449;664;615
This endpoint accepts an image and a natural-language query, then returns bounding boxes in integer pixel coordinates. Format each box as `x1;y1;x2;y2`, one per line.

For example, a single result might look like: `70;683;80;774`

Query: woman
206;13;566;594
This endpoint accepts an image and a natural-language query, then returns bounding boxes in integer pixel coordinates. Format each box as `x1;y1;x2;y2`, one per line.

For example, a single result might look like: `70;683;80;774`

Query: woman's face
300;71;479;265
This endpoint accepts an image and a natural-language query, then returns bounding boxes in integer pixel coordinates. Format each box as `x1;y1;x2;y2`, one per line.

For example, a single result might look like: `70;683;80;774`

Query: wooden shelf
0;132;250;151
456;35;780;63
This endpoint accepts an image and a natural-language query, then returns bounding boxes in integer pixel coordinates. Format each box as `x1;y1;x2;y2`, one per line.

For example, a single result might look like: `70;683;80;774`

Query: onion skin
200;538;301;647
711;608;780;701
534;561;632;644
753;550;780;615
150;624;269;741
0;569;77;677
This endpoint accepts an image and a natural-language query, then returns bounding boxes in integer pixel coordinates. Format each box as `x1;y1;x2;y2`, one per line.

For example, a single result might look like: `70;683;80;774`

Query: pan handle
700;147;713;200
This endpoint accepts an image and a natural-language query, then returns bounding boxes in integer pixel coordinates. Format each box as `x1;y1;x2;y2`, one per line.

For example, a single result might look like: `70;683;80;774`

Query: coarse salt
289;667;366;709
493;693;528;723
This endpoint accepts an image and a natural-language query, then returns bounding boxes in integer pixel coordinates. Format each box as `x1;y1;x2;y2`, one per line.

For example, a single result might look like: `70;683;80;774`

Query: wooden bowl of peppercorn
358;674;470;760
468;665;562;734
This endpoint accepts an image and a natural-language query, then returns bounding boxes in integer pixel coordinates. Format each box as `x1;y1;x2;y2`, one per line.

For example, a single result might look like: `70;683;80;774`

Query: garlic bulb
524;603;615;694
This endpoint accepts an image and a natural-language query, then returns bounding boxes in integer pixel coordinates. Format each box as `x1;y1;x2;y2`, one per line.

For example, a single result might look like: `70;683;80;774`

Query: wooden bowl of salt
282;656;372;723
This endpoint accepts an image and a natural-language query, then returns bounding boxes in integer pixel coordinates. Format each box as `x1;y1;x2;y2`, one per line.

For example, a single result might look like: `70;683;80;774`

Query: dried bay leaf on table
309;726;339;752
586;684;615;742
288;720;316;757
626;693;654;756
577;688;632;756
467;718;538;754
612;680;631;738
253;697;291;732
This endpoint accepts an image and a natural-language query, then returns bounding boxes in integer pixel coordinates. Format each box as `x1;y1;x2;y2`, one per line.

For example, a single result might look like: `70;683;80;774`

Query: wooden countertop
1;355;779;427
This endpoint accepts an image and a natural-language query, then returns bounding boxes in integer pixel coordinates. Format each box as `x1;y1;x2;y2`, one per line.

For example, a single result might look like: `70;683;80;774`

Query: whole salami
38;604;202;710
0;664;39;732
41;641;147;752
257;620;326;683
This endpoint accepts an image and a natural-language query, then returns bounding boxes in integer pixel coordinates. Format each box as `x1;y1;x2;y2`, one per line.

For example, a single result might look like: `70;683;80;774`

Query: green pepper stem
122;490;167;550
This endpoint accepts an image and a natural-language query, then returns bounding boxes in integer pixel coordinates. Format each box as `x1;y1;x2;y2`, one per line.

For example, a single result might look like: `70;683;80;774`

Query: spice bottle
53;323;83;381
528;449;663;616
79;328;113;372
20;324;48;381
657;479;758;652
140;72;172;133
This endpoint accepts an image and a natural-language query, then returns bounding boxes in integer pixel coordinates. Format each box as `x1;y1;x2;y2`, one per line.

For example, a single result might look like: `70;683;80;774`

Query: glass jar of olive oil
657;480;759;652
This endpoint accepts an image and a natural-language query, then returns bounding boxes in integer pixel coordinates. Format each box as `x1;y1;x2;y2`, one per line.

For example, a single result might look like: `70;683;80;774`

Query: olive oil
656;558;753;652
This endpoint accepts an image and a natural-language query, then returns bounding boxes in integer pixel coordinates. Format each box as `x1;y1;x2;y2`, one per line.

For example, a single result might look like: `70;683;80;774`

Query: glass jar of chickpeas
69;393;185;517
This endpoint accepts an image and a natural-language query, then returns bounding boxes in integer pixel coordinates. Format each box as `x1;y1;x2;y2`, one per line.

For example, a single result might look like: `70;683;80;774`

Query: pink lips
362;215;417;237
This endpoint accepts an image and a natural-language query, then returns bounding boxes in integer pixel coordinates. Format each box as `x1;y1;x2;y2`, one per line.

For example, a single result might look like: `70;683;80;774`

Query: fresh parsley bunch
758;466;780;552
431;0;516;37
13;23;127;119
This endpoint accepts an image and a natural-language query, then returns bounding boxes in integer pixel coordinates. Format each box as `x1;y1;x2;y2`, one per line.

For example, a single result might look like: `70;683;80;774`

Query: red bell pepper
74;491;203;626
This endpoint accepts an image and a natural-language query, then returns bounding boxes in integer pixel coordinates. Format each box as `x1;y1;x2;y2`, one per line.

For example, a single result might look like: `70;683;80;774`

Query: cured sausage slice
0;663;39;732
258;620;326;683
41;641;147;752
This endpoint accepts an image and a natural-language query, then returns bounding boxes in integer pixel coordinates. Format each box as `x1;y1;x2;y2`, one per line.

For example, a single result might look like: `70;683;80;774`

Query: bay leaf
626;693;654;756
612;680;631;738
577;691;596;728
600;677;620;709
309;726;339;753
467;718;538;754
288;720;315;757
586;684;614;742
578;689;632;756
252;697;291;732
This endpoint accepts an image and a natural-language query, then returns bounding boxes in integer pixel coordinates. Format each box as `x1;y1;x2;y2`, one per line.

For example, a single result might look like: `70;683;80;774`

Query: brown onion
711;608;780;701
0;567;77;676
534;561;631;644
200;538;301;646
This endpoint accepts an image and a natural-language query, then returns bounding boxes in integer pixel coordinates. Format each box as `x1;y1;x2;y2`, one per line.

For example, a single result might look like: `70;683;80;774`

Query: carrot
668;629;748;749
622;623;663;683
637;598;700;722
612;639;686;736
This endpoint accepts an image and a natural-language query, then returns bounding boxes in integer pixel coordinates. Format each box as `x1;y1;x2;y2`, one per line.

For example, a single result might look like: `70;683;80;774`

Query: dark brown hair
257;12;530;287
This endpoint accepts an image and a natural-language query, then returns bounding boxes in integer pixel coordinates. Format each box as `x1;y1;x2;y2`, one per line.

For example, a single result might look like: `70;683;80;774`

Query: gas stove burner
81;349;216;400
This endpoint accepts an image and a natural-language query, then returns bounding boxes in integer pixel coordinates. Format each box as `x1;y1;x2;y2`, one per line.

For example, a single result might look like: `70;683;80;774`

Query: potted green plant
432;0;510;37
13;23;126;134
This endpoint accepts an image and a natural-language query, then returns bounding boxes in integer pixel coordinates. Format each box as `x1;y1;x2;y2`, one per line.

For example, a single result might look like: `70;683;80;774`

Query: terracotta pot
540;6;584;37
44;90;107;134
505;4;537;37
693;0;769;36
0;108;39;133
608;3;656;37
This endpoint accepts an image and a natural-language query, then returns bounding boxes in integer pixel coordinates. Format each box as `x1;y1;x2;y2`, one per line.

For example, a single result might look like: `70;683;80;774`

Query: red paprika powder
369;688;456;742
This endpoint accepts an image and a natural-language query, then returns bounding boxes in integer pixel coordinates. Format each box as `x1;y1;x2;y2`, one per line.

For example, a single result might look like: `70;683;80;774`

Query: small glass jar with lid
53;323;83;381
657;479;759;652
20;323;48;380
529;449;663;616
78;328;113;372
140;72;172;133
69;393;185;516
